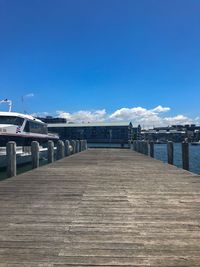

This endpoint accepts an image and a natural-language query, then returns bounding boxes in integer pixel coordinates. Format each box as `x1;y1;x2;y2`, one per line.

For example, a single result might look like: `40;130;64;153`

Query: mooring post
79;140;83;152
143;141;148;155
6;141;17;178
131;140;134;150
132;141;135;151
79;140;82;152
150;141;154;158
134;141;136;151
81;140;85;151
128;140;131;149
167;141;174;165
85;140;88;150
57;140;65;160
134;141;137;151
48;140;54;163
139;141;142;153
64;140;71;157
137;141;140;153
136;141;139;152
128;140;132;149
140;141;143;154
31;141;39;169
141;141;144;154
144;141;149;156
82;140;87;151
82;140;86;151
70;140;76;154
182;142;189;171
75;140;80;153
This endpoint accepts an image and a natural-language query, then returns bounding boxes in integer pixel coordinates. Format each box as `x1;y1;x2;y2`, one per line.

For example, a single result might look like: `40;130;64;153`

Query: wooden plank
0;149;199;266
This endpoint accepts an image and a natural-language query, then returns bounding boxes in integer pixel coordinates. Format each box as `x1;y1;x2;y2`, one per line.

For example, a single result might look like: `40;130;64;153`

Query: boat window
24;121;30;132
0;116;24;126
28;121;48;134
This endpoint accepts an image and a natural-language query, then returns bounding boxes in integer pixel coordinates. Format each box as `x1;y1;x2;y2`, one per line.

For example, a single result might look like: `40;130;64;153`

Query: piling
182;142;189;171
79;140;83;152
144;141;149;155
137;141;141;153
129;140;132;150
132;141;135;151
167;141;174;165
134;141;136;151
133;140;136;151
85;140;88;150
136;141;139;152
81;140;84;151
70;140;76;154
75;140;80;153
79;141;81;152
150;141;154;158
82;140;87;151
48;141;54;163
65;140;71;156
82;140;86;151
131;141;134;150
141;141;144;154
31;141;39;169
141;141;145;154
139;141;143;154
6;141;17;178
57;140;65;160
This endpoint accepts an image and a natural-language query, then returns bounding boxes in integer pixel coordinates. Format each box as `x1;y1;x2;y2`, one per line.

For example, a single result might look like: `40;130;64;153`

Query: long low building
47;121;139;144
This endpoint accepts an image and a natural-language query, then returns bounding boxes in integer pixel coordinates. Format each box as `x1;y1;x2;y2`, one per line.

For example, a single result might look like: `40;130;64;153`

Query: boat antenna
0;99;12;112
21;95;26;114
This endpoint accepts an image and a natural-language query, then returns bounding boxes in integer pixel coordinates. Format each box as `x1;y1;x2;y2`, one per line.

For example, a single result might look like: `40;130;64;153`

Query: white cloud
109;107;159;122
24;93;34;98
31;111;50;117
108;106;171;127
163;115;192;125
38;105;197;128
57;109;106;123
151;105;170;113
195;117;200;124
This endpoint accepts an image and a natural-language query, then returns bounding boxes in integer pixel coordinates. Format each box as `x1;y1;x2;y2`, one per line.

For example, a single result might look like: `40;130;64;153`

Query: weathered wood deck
0;148;199;267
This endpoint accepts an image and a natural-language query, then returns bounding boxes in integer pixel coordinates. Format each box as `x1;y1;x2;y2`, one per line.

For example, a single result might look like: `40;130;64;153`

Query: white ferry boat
0;100;59;146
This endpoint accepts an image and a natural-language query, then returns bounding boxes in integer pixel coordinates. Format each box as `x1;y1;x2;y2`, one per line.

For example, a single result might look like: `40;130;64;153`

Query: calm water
0;143;200;181
0;158;48;181
154;143;200;175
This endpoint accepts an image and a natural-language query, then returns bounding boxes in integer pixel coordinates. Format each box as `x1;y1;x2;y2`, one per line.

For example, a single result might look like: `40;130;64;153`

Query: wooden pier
0;148;199;266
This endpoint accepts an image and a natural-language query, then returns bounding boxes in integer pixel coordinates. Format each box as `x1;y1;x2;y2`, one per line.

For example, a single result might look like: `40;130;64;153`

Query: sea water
154;143;200;175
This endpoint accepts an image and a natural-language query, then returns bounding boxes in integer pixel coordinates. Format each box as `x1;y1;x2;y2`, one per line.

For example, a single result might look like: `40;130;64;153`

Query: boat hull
0;134;59;147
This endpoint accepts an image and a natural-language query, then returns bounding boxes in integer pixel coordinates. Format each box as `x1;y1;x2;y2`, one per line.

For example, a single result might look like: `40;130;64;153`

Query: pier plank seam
0;149;199;266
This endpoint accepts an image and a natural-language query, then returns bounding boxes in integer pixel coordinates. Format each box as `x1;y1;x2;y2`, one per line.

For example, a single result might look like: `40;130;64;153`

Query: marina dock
0;148;199;266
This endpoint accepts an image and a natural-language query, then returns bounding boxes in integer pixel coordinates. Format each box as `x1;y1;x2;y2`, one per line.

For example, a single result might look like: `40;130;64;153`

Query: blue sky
0;0;200;126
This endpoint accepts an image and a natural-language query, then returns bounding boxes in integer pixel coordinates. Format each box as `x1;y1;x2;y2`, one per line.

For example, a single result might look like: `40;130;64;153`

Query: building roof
48;121;133;128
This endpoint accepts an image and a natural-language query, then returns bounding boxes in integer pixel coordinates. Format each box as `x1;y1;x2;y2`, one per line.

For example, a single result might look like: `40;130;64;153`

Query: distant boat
155;140;167;144
191;141;200;146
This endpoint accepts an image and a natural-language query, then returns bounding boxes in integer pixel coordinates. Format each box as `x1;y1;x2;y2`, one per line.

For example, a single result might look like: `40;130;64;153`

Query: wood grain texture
0;149;199;266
